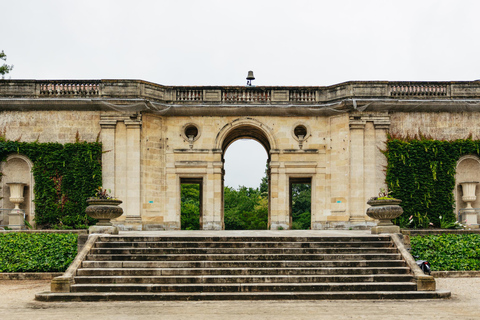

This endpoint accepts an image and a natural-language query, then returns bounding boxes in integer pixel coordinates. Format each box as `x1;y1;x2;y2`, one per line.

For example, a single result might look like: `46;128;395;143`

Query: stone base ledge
0;272;63;280
432;271;480;278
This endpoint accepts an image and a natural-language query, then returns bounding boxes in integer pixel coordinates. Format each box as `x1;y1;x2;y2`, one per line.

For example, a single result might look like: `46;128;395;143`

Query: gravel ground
0;278;479;320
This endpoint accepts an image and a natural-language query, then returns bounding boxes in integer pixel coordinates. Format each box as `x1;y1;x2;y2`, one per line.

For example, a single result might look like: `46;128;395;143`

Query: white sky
2;0;480;188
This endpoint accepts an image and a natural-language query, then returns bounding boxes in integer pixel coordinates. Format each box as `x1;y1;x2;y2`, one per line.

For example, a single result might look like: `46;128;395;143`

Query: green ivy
0;233;78;272
0;140;102;229
385;134;480;228
410;234;480;271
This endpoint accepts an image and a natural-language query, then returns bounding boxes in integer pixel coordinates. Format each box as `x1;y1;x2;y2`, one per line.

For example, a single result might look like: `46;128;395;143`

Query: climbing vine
0;139;102;229
385;133;480;228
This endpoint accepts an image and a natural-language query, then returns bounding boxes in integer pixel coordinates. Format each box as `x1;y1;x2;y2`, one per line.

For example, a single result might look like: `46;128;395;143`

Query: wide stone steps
77;266;410;276
35;234;451;301
70;282;417;293
80;260;407;269
88;247;399;255
94;241;394;248
73;274;414;284
86;253;403;261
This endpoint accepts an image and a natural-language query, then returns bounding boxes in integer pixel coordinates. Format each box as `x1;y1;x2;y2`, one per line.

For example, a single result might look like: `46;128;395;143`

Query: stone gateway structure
1;80;480;230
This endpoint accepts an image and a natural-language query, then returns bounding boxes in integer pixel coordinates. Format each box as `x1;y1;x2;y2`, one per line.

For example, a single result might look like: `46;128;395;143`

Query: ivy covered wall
0;140;102;229
385;134;480;228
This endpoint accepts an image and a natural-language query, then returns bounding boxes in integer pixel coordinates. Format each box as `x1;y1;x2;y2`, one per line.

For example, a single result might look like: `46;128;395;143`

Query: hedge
0;233;78;272
410;234;480;271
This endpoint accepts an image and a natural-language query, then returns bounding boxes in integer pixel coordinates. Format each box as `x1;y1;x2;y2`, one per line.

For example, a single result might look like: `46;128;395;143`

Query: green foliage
384;134;480;228
291;183;311;229
410;234;480;271
0;140;103;229
0;50;13;78
181;184;200;230
224;186;268;230
0;233;78;272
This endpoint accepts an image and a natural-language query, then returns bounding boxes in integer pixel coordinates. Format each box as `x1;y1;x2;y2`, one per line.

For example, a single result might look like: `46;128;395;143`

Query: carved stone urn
7;182;26;230
85;198;123;234
460;181;479;225
366;198;403;234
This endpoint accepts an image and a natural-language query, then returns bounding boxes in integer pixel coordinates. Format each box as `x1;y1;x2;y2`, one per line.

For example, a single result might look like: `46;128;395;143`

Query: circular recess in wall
292;123;310;141
181;123;201;142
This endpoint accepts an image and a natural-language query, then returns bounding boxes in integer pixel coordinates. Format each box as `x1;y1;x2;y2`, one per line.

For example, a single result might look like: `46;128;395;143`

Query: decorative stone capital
99;119;118;129
124;119;142;129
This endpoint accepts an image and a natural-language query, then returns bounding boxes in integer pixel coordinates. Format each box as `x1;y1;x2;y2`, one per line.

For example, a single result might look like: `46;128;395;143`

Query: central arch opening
221;124;271;230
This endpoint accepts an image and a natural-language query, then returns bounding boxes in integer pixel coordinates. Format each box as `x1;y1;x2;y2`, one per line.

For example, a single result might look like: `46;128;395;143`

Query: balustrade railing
38;81;100;96
390;83;448;97
176;89;203;101
290;90;316;102
223;89;271;102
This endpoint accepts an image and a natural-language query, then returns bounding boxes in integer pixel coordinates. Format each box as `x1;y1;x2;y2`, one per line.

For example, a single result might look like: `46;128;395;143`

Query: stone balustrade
1;80;480;104
390;83;448;97
38;80;101;97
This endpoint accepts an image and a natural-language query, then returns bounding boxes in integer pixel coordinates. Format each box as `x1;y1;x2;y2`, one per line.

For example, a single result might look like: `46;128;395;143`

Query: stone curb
432;271;480;278
0;273;63;280
0;230;87;234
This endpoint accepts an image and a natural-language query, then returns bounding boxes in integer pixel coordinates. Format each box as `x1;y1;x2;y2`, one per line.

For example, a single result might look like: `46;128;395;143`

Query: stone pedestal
460;181;479;225
7;182;26;230
367;199;403;234
88;225;119;234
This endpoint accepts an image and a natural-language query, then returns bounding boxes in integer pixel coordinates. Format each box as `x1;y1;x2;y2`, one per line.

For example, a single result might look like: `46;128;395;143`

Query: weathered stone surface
1;80;480;230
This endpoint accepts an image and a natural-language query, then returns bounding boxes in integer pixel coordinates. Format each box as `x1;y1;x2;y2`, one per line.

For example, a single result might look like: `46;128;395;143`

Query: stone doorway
180;177;203;230
289;177;312;229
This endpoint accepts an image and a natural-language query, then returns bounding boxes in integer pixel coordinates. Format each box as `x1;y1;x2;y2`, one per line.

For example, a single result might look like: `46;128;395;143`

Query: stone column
124;119;142;227
99;119;117;195
349;119;366;225
374;118;390;194
364;122;376;207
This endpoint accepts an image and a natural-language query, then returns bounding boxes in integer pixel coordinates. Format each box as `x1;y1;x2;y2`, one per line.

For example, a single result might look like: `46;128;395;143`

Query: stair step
73;274;414;284
89;247;398;255
70;282;417;293
94;241;394;249
81;259;407;269
77;266;410;276
36;290;452;302
85;253;403;261
96;236;391;243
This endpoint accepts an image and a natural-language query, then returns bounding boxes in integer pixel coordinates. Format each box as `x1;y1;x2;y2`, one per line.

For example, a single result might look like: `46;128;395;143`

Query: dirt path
1;278;479;320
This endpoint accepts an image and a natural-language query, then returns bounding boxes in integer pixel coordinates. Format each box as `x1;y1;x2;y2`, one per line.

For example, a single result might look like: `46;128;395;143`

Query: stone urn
366;198;403;234
460;181;479;225
6;182;27;230
85;198;123;234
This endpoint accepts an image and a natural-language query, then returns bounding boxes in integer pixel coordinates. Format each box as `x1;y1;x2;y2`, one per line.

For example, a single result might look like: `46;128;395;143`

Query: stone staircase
36;234;450;301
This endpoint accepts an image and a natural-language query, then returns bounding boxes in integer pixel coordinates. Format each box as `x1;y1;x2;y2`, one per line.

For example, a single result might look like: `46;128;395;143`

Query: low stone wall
0;273;62;280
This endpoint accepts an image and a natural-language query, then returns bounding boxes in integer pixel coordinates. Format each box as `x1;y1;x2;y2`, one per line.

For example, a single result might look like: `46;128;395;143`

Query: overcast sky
2;0;480;188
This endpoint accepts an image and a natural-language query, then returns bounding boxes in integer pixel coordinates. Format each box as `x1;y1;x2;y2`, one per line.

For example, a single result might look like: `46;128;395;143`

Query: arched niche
1;154;35;225
455;154;480;222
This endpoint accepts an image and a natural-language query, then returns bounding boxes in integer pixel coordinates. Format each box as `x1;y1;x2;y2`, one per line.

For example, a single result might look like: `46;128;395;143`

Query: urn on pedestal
6;182;26;230
85;189;123;234
367;198;404;234
459;181;479;226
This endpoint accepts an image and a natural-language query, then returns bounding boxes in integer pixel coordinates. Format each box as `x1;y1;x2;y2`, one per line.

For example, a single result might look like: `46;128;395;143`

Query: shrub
0;233;78;272
410;234;480;271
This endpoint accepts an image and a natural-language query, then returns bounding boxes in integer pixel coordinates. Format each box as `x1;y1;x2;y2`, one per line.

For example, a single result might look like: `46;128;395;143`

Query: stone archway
216;118;276;229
